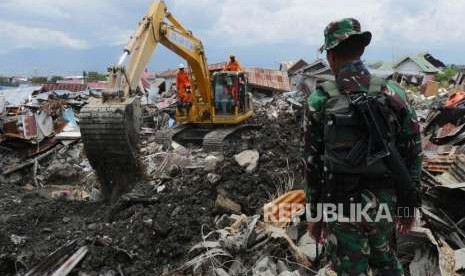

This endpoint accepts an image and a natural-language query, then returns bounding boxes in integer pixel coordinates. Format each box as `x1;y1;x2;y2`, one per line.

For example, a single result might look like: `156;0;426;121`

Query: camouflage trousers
325;189;404;276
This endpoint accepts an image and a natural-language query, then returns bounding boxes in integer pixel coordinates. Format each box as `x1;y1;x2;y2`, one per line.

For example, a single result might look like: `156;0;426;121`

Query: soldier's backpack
321;77;399;177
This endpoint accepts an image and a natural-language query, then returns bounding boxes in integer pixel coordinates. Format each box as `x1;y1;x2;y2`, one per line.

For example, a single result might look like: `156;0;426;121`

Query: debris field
2;59;465;276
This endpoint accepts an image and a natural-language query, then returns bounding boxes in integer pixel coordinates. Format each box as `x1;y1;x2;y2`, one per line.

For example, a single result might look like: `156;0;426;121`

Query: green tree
50;76;64;83
31;77;48;84
0;76;9;85
435;68;458;83
86;71;107;82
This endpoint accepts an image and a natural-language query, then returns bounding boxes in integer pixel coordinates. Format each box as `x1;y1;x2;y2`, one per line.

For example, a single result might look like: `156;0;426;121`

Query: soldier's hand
396;217;415;234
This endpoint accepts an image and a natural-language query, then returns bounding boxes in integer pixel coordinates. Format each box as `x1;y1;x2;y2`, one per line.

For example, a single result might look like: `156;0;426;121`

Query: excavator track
155;123;259;153
153;124;190;147
202;125;256;152
80;97;143;201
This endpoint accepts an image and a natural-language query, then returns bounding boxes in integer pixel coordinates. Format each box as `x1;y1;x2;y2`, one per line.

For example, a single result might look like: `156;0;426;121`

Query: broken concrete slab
205;155;222;172
234;150;259;173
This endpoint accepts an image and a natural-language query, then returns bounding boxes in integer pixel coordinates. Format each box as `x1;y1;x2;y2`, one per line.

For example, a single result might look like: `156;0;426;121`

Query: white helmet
179;63;185;69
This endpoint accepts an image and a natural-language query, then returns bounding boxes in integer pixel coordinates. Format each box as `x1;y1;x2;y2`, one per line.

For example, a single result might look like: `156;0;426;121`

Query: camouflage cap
320;18;372;53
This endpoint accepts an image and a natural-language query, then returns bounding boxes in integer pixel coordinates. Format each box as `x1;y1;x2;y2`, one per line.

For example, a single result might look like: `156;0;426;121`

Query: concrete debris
10;234;27;245
205;154;222;171
234;149;259;172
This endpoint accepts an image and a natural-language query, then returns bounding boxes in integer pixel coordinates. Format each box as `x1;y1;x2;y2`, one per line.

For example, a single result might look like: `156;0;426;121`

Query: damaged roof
245;68;290;92
286;59;308;75
394;53;442;74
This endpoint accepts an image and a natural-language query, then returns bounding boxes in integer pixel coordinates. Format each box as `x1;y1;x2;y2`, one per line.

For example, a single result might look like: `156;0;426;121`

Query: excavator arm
112;0;212;109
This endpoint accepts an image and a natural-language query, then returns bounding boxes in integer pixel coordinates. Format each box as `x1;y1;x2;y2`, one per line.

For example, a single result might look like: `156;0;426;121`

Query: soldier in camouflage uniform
303;18;422;275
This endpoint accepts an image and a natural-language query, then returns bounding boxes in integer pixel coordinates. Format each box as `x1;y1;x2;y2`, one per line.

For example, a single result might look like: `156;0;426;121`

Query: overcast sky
1;0;464;76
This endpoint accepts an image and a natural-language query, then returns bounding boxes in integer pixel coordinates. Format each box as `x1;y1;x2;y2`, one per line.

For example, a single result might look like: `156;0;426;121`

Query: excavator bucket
80;97;143;201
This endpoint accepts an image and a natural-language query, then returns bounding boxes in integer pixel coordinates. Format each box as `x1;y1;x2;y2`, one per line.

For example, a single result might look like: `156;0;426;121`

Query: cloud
169;0;465;51
95;28;134;47
171;0;386;46
1;0;465;73
387;1;465;46
0;0;72;20
0;20;88;52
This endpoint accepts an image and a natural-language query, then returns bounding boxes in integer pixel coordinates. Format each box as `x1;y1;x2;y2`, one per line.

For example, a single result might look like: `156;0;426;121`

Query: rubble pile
5;79;465;275
0;91;306;275
401;87;465;275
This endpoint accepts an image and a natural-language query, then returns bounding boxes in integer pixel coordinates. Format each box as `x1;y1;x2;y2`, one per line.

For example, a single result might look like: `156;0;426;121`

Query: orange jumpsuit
224;60;243;72
176;70;191;102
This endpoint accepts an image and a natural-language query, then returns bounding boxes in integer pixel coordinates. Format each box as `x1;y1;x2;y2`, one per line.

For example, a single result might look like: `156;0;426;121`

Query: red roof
245;68;290;92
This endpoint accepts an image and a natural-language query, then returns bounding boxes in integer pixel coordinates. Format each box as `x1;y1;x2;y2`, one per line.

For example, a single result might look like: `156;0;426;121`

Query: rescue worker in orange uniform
176;64;190;99
176;64;192;115
224;55;243;72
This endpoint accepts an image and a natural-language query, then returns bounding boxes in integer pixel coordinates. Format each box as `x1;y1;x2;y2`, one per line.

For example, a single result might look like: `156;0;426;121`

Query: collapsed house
280;58;334;97
392;52;445;85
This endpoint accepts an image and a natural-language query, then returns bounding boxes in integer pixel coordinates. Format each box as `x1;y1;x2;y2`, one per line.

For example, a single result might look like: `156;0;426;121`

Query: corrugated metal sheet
23;115;37;140
245;68;290;92
0;86;41;106
424;147;458;173
41;83;87;93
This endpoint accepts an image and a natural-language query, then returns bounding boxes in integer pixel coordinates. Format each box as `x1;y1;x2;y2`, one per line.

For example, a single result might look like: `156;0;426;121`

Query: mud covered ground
0;103;303;275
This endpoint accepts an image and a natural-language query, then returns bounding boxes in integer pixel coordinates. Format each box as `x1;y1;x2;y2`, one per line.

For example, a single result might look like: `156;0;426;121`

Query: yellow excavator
80;0;254;200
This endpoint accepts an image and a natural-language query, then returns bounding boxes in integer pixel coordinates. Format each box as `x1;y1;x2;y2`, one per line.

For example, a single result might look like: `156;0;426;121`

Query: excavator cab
212;71;250;117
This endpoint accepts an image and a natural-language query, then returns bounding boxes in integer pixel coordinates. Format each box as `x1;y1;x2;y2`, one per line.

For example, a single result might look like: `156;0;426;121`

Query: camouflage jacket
303;60;422;206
